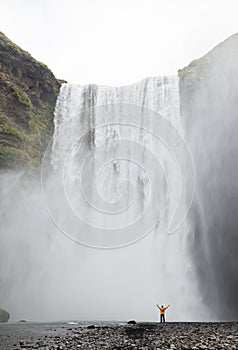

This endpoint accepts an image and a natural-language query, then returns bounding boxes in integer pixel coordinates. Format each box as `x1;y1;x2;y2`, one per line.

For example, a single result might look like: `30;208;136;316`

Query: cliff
0;32;61;169
179;34;238;319
179;33;238;128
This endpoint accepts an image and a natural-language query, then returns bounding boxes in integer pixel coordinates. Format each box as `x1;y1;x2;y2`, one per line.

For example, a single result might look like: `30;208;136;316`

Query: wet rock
127;320;137;324
0;306;10;323
87;325;96;329
1;322;238;349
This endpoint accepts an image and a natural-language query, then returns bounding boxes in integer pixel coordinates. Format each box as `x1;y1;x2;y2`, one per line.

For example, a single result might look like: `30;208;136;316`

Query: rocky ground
0;322;238;350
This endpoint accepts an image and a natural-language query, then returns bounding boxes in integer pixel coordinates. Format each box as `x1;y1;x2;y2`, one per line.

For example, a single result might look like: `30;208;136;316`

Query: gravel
0;322;238;349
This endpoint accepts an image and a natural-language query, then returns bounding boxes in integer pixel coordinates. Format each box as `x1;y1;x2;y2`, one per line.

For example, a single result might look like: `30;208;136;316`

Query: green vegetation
178;55;211;88
11;85;32;109
20;82;28;91
0;32;61;169
58;79;68;84
178;35;238;87
37;61;48;69
0;146;28;167
27;109;54;165
29;113;49;134
45;101;55;115
0;32;32;59
0;108;54;168
0;124;27;141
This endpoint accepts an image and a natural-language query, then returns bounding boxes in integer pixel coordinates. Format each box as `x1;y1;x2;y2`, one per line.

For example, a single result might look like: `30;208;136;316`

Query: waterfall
47;77;182;247
0;77;208;322
51;77;181;169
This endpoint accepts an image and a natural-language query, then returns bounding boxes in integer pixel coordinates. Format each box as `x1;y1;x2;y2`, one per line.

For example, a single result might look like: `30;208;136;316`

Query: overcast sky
0;0;238;85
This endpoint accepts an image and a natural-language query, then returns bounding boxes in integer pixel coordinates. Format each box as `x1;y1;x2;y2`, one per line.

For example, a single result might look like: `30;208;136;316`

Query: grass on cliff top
178;33;238;86
0;32;57;81
58;79;68;84
37;60;51;73
178;55;212;86
0;32;32;59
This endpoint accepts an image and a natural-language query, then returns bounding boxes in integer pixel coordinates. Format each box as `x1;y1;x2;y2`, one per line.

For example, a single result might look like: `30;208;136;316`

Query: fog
180;35;238;320
0;171;160;322
0;170;206;322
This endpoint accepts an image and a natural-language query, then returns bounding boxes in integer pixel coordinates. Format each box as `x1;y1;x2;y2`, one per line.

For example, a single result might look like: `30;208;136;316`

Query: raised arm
156;304;162;311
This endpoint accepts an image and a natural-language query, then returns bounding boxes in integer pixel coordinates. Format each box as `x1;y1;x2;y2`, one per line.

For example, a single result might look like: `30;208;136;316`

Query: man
156;304;170;323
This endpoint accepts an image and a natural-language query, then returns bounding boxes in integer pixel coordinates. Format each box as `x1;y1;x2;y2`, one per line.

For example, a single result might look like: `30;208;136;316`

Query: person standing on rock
156;304;170;323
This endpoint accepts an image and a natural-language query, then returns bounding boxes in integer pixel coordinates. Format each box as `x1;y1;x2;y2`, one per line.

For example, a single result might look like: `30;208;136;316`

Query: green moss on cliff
0;31;61;170
11;85;33;109
0;146;29;168
37;61;48;69
0;32;31;59
29;114;48;134
178;56;211;89
178;34;238;88
0;124;27;141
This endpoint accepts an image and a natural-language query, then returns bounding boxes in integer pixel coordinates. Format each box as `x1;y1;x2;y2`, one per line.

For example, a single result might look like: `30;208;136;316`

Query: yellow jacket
157;305;169;314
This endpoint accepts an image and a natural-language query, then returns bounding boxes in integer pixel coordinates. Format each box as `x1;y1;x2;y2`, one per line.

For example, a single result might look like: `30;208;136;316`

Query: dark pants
160;314;165;323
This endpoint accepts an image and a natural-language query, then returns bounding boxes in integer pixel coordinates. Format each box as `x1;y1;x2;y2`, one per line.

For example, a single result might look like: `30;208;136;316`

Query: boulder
0;307;10;323
127;320;137;324
87;325;96;329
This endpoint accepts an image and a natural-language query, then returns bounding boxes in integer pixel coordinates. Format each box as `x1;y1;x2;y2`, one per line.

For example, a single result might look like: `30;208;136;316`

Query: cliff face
179;34;238;319
0;32;61;169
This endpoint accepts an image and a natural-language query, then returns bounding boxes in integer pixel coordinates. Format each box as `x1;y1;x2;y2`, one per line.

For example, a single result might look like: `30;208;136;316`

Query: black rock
0;307;10;323
127;320;137;324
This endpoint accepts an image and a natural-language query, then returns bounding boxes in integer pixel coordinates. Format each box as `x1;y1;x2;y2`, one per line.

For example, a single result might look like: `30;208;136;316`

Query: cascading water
48;77;182;247
0;76;208;322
